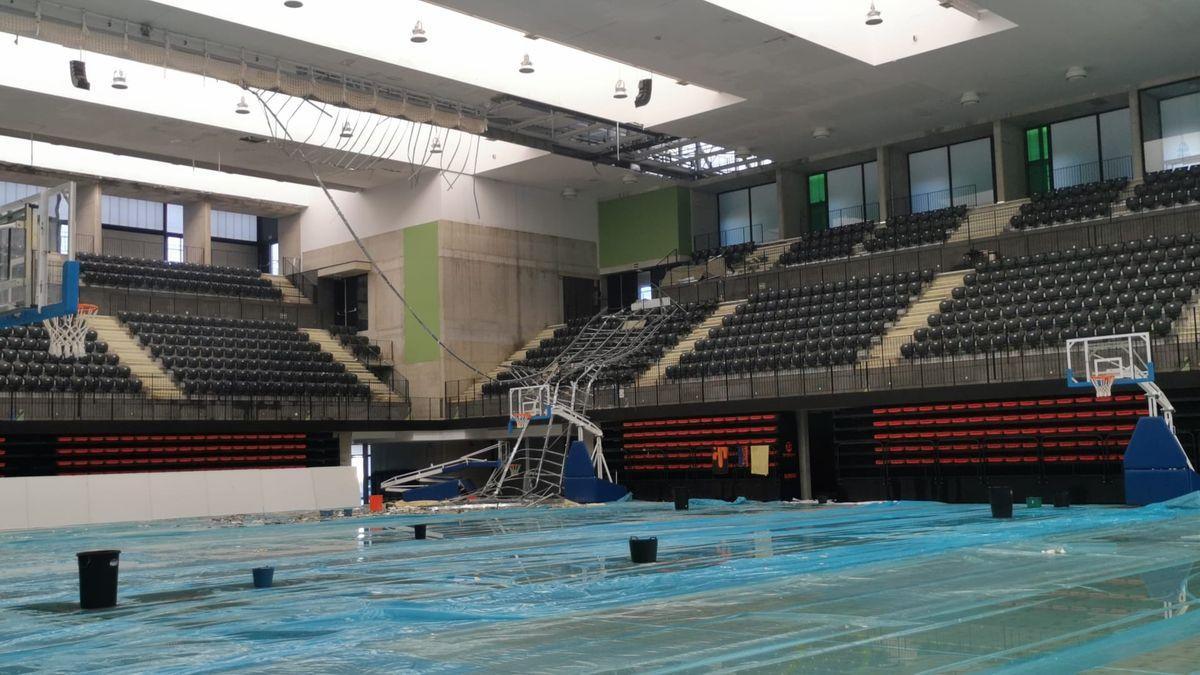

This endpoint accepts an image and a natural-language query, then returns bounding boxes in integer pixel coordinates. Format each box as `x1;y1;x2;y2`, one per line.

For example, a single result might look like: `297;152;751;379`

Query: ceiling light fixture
1065;66;1088;82
959;90;980;106
411;20;427;43
561;187;578;199
519;54;535;74
613;79;628;100
111;69;127;90
865;2;883;26
234;96;250;115
812;127;831;140
429;137;443;154
340;122;353;139
283;0;303;7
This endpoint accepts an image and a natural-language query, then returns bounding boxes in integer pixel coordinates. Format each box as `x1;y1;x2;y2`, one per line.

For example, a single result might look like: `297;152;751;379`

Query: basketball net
511;412;533;430
1090;373;1116;399
46;303;98;359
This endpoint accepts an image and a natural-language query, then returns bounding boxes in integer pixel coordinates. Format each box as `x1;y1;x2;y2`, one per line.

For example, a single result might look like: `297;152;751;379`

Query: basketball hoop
45;303;97;358
511;412;533;430
1090;372;1117;399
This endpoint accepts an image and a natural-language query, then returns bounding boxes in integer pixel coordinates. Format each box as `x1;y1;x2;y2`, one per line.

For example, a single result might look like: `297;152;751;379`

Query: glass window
269;242;281;276
166;204;184;235
1099;108;1133;179
211;210;258;242
0;181;39;204
166;236;183;263
908;147;951;212
1050;116;1101;187
749;183;780;243
718;189;751;245
807;173;829;231
1160;91;1200;168
949;138;994;207
827;165;865;227
101;196;164;230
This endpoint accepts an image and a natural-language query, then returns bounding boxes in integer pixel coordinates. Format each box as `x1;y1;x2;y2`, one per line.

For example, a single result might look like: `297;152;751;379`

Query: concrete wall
597;186;691;269
211;240;259;270
0;467;359;531
101;227;164;259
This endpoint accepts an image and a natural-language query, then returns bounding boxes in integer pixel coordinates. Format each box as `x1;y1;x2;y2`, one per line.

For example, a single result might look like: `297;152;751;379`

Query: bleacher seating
1127;166;1200;212
690;242;756;266
328;325;384;362
118;312;369;397
0;323;138;393
777;221;873;266
667;270;933;379
79;253;282;300
863;206;966;252
483;300;718;395
900;234;1199;360
1009;178;1128;230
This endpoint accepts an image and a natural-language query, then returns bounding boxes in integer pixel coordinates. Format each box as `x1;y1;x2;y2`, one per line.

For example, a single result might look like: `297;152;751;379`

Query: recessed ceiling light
812;127;831;140
283;0;303;7
613;79;628;99
519;54;535;74
111;69;127;90
411;20;427;43
865;2;882;26
959;90;980;106
561;187;578;199
1065;66;1088;82
235;96;251;115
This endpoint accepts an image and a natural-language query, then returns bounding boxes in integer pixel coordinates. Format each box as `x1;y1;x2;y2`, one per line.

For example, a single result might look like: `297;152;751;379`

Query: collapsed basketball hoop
511;412;533;430
45;303;97;358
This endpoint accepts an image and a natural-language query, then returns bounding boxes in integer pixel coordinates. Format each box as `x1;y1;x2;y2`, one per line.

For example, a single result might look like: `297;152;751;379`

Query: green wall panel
402;221;441;364
598;187;691;268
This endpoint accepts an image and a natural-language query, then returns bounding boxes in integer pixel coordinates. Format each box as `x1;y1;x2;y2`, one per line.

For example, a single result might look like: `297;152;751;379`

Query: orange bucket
368;494;384;512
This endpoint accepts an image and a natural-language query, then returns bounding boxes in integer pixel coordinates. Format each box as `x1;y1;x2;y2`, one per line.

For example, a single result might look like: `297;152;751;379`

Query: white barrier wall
0;467;360;531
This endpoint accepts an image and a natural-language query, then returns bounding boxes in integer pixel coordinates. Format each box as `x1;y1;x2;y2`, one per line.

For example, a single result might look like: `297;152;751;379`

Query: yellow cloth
750;445;770;476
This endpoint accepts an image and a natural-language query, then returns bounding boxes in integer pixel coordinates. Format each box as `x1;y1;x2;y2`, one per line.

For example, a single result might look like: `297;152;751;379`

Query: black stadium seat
1009;178;1128;230
117;311;369;398
863;205;967;252
78;253;282;300
0;323;139;394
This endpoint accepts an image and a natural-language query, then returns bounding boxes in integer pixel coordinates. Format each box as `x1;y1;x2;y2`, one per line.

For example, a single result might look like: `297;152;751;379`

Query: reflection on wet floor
2;498;1200;672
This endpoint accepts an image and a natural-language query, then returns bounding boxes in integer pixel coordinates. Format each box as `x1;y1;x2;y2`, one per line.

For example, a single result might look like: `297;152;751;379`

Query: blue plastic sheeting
4;498;1200;672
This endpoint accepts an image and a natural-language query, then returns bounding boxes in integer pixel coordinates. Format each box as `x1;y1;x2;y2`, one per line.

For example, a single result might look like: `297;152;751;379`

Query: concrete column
1129;89;1145;181
277;212;303;274
776;167;808;238
796;410;812;501
875;146;891;222
182;200;212;265
338;432;353;466
993;120;1027;202
73;181;102;255
883;144;910;216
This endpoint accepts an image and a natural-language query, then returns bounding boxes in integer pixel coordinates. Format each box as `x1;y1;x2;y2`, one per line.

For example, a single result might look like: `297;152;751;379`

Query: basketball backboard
1066;331;1155;394
0;182;79;328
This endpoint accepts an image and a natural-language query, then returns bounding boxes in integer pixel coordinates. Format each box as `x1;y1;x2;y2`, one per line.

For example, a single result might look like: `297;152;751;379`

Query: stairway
636;301;740;386
864;270;969;366
88;315;183;399
303;328;396;400
263;274;310;304
750;240;794;271
944;202;1019;245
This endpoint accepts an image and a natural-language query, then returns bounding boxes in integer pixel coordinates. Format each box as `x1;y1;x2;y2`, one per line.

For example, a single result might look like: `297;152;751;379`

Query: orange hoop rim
1090;373;1117;383
76;303;99;315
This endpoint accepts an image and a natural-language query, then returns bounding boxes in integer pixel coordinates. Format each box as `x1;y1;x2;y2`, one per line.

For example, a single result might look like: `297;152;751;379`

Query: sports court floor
2;498;1199;673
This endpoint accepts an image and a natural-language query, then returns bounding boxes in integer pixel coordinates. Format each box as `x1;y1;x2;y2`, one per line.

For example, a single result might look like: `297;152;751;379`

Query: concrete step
636;301;740;386
263;274;311;305
303;329;396;400
865;269;969;366
89;314;183;399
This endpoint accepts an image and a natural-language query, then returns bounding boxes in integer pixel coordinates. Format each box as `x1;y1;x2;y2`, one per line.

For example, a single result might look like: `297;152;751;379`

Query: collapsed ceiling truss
0;0;770;181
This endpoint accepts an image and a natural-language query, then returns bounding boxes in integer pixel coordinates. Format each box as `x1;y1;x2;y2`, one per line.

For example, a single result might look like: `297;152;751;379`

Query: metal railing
1047;156;1134;192
693;224;767;251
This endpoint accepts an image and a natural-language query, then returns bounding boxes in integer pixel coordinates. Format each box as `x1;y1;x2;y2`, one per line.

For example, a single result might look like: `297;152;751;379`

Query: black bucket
629;536;658;564
413;524;427;540
252;566;274;589
1054;490;1071;508
76;550;120;610
989;487;1013;519
672;487;689;511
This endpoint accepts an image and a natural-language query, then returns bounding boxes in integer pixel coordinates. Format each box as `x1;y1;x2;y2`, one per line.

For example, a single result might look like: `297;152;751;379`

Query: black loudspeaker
634;78;652;108
69;60;90;90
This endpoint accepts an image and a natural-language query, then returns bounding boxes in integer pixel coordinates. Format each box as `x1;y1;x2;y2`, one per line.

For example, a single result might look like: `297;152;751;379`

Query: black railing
693;223;767;251
1049;156;1134;191
889;184;980;218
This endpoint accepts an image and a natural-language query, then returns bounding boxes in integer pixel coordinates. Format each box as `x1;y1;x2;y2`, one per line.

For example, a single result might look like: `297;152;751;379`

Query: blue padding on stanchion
1124;416;1200;505
561;440;628;503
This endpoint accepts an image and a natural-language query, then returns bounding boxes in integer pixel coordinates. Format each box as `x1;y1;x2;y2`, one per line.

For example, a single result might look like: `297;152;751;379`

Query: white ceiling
2;0;1199;201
